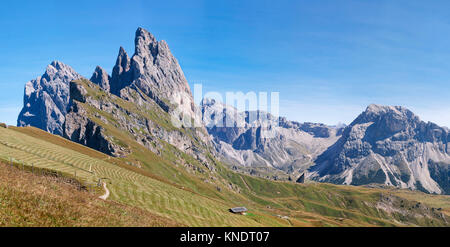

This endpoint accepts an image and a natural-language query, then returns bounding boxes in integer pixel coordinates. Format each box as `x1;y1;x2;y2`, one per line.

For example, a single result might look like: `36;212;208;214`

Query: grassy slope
0;161;179;226
0;126;287;226
1;125;449;226
1;79;448;226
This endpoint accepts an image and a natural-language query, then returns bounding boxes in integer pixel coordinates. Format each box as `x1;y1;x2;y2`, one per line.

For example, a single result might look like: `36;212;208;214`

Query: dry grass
0;162;181;227
10;126;192;192
3;126;449;226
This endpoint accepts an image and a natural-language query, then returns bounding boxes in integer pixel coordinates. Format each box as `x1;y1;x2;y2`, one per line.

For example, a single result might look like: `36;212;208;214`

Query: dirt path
99;182;110;200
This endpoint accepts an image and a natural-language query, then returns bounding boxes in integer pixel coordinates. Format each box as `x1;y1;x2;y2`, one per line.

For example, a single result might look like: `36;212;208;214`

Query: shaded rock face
63;81;119;156
296;173;305;183
17;61;82;135
90;66;110;91
309;104;450;194
64;101;120;157
110;47;132;95
63;80;130;157
201;98;342;174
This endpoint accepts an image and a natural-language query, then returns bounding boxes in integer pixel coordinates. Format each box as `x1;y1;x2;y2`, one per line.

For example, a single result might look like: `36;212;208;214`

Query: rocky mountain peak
110;47;132;95
42;60;78;82
49;60;69;70
107;27;196;124
90;66;111;91
349;104;421;136
134;27;158;56
116;46;131;69
357;104;418;123
17;61;82;135
129;27;197;125
201;98;343;175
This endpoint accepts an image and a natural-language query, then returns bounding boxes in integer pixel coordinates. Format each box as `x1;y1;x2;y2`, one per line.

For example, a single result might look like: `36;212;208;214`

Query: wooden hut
229;207;248;215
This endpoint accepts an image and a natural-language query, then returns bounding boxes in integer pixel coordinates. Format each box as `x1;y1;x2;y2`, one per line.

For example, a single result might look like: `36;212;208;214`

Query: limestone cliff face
17;61;82;135
201;98;342;175
110;47;132;95
63;79;215;174
309;104;450;194
63;80;127;157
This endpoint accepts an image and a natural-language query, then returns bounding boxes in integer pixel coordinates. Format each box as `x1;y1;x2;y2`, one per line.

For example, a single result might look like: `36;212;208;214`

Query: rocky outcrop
129;27;196;119
18;27;214;170
17;61;82;135
309;104;450;194
63;80;129;157
296;173;305;183
110;47;132;95
63;79;214;172
64;101;123;157
90;66;111;91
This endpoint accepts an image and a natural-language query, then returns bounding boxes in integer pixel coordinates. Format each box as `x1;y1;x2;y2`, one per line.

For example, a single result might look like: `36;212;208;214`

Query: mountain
90;66;111;92
17;61;82;135
202;100;450;194
309;104;450;194
63;27;213;169
201;98;343;178
106;28;198;124
15;28;449;196
8;27;450;226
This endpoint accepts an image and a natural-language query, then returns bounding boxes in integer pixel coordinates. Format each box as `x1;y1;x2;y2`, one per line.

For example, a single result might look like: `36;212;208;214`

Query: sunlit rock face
90;66;111;92
17;61;82;135
109;28;199;126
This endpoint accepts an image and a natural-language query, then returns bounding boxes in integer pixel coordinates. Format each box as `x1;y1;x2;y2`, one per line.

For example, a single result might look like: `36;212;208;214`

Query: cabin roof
230;207;248;213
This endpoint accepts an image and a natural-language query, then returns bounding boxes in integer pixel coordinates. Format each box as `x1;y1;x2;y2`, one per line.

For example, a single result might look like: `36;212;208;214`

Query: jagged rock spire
17;61;82;135
105;27;198;126
130;27;198;124
90;66;111;91
110;46;132;95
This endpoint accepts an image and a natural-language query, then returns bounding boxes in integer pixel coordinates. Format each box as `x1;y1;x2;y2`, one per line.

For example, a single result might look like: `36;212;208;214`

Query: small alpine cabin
229;207;248;215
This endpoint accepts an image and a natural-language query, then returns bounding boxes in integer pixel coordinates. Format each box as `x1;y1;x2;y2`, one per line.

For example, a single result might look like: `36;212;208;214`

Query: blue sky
0;0;449;127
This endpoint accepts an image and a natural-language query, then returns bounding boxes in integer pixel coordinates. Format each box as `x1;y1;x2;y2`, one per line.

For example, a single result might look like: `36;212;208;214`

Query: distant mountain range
17;27;450;194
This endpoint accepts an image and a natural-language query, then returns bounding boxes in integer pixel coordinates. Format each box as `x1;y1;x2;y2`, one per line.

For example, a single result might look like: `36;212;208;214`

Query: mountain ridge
15;28;450;195
17;61;82;135
309;104;450;194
